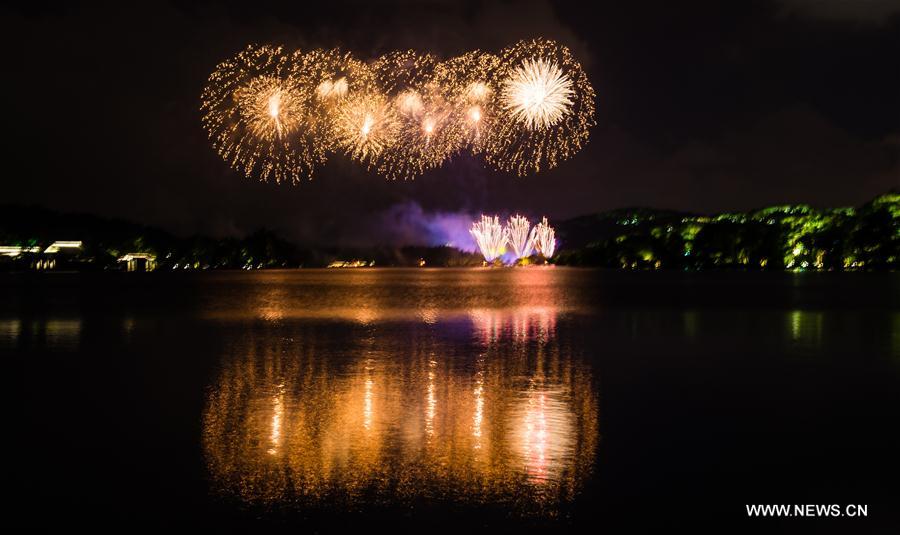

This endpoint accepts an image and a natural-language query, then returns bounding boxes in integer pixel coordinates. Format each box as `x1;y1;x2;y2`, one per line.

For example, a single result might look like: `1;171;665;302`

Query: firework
433;51;502;153
484;39;595;176
372;51;463;179
379;83;464;179
300;48;373;151
533;217;556;258
372;50;438;95
332;91;400;169
506;215;535;260
470;215;508;263
201;45;325;183
201;40;595;182
502;58;573;130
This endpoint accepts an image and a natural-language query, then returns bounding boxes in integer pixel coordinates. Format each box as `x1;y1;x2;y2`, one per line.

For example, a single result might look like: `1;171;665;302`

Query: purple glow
377;202;479;251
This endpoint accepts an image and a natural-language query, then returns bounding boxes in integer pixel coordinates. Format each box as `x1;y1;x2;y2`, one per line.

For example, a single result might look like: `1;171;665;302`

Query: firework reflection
202;307;597;512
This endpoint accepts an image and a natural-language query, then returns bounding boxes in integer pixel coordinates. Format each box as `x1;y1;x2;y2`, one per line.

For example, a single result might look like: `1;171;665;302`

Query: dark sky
2;0;899;246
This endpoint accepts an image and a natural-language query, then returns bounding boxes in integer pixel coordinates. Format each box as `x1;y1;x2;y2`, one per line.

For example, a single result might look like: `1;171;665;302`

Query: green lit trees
555;191;898;271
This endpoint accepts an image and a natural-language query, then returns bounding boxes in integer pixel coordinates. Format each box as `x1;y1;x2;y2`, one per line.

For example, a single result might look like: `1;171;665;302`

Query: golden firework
200;44;325;183
371;50;438;95
332;91;400;169
484;39;595;176
433;51;502;154
300;48;374;151
371;50;463;180
200;40;596;182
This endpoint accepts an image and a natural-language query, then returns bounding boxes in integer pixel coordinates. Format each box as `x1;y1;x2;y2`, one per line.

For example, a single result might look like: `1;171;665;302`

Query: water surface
4;269;898;531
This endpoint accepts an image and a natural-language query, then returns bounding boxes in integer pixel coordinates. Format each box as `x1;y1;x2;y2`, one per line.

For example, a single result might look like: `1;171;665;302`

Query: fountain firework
469;215;508;263
469;214;557;264
506;215;535;260
533;217;556;258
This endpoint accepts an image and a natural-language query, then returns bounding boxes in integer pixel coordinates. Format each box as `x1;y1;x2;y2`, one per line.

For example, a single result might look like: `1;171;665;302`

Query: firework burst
372;51;464;179
533;217;556;258
470;215;509;263
379;83;464;179
433;51;502;154
506;214;535;260
502;58;573;130
301;48;373;151
332;91;400;169
201;45;325;183
201;40;595;182
484;39;595;176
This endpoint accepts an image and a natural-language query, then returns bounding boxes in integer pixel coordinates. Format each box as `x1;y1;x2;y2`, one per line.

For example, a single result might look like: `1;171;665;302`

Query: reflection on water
44;320;82;349
894;313;900;358
5;269;897;528
202;306;598;513
0;319;21;348
789;310;824;348
201;268;584;324
0;318;81;350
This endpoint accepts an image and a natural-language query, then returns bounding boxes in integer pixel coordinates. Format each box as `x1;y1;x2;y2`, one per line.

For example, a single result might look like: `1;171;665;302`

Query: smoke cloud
376;201;479;251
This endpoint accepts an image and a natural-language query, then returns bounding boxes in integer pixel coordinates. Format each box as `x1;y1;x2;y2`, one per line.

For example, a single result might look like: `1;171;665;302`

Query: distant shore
2;191;897;272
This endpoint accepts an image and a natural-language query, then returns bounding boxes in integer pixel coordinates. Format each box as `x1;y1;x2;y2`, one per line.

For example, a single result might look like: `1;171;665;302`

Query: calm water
3;269;899;532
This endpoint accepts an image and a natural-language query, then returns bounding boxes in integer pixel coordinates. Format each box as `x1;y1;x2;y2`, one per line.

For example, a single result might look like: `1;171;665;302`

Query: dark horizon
3;0;898;245
1;187;895;247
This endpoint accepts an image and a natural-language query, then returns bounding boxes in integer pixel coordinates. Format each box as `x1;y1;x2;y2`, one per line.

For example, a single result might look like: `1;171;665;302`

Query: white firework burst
506;215;535;260
470;215;509;263
501;58;574;130
533;217;556;258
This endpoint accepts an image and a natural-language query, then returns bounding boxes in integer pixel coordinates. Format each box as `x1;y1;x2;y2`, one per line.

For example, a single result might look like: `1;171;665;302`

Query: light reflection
0;318;82;349
268;383;284;455
202;306;597;512
419;308;438;324
41;319;82;350
0;319;21;347
522;386;549;482
789;309;824;347
469;306;557;344
426;358;437;439
512;381;574;485
893;313;900;358
202;268;583;325
472;354;485;450
363;358;374;431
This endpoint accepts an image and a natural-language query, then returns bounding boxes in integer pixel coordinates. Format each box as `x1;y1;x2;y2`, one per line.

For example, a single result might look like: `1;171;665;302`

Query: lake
3;268;898;532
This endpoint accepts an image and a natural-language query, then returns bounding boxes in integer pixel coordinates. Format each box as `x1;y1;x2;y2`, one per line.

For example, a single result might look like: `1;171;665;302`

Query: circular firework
300;48;374;151
433;51;502;154
484;39;596;176
200;39;596;182
332;90;400;170
372;51;462;180
200;45;325;183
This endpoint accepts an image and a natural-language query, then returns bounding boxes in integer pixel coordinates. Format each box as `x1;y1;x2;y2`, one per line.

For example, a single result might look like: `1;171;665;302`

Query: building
118;253;157;272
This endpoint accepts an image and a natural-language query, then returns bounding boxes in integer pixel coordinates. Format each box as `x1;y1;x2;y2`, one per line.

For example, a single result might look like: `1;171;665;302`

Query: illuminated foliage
554;192;899;271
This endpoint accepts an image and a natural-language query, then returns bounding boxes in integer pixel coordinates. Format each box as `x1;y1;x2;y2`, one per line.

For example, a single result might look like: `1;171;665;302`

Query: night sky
3;0;898;246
